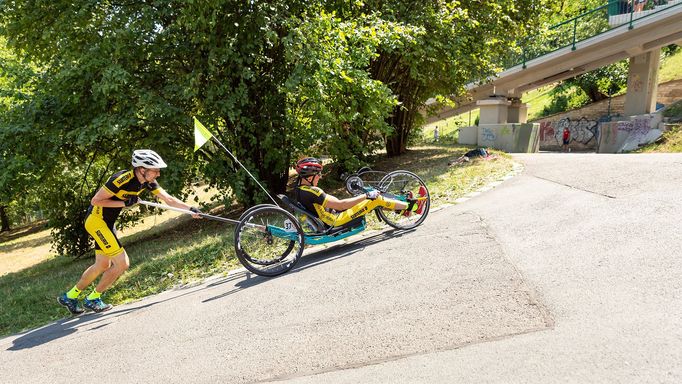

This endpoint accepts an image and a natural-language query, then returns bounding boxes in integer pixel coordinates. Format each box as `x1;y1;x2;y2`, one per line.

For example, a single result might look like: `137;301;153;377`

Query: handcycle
139;169;430;277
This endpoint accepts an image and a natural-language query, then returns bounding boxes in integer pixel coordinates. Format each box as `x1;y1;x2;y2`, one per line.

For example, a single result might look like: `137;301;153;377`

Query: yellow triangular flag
194;117;213;152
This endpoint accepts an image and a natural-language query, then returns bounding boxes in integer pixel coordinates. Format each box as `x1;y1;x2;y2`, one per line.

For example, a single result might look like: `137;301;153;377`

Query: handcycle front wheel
376;170;431;230
234;206;305;277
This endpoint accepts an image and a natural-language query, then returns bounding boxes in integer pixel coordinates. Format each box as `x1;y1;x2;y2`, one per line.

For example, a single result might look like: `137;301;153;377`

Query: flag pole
194;117;279;206
209;136;279;206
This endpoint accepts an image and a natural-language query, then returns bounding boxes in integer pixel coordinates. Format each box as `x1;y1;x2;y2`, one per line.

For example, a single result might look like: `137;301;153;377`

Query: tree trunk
385;107;408;157
0;205;9;232
370;53;422;158
385;93;418;157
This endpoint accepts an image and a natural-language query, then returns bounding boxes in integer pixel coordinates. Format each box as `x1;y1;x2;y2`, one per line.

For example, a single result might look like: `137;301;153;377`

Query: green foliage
0;1;366;254
663;100;682;121
0;0;552;256
661;44;680;59
350;0;552;156
564;60;628;102
516;0;608;64
540;85;591;117
283;10;402;172
539;60;628;118
0;36;41;231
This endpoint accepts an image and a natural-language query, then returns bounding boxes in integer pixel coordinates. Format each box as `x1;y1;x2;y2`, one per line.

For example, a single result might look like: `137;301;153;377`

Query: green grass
0;145;514;337
636;125;682;153
659;49;682;83
0;214;242;336
368;146;513;204
420;110;479;144
522;85;556;120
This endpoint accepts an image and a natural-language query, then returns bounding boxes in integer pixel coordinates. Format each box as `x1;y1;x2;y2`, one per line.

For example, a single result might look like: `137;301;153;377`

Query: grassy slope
0;145;513;337
636;125;682;152
658;49;682;83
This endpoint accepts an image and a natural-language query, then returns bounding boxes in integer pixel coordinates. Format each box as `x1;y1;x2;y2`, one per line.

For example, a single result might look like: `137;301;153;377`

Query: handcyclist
294;157;426;227
58;149;202;314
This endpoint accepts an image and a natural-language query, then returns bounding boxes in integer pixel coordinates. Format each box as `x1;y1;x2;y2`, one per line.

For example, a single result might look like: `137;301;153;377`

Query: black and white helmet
132;149;167;168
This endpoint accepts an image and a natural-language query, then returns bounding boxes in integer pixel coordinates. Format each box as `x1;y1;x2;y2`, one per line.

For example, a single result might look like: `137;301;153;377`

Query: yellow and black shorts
85;211;124;257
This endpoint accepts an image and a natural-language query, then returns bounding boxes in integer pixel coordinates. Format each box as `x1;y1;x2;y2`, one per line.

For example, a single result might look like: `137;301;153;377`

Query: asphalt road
1;153;680;383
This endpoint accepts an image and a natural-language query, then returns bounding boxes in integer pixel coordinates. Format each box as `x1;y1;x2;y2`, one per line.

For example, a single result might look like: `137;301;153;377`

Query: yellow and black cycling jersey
296;185;400;227
296;185;333;223
88;169;163;226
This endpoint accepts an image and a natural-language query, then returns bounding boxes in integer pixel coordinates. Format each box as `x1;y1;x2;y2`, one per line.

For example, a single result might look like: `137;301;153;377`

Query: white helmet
132;149;168;168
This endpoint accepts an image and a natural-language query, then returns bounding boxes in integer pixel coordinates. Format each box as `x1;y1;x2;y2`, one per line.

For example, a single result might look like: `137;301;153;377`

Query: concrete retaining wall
532;79;682;151
598;114;664;153
539;117;600;151
477;123;540;153
457;126;478;145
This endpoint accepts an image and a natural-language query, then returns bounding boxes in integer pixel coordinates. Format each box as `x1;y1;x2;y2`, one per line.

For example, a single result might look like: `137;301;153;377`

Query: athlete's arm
91;188;127;208
324;194;367;211
154;189;202;218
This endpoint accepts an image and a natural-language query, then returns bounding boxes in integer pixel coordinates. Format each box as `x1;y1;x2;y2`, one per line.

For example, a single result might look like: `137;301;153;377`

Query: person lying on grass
448;147;497;166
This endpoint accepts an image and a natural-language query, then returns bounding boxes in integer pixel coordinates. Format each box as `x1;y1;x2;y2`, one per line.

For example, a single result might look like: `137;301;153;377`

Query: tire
239;204;278;221
345;174;365;196
234;206;304;277
376;170;430;230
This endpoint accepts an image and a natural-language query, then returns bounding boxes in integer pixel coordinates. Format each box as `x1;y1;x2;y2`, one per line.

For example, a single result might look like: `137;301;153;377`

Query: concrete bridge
425;1;682;127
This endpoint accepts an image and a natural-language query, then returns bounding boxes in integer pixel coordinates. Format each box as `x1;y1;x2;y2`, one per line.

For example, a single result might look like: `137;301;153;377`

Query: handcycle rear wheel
234;206;304;277
376;170;430;230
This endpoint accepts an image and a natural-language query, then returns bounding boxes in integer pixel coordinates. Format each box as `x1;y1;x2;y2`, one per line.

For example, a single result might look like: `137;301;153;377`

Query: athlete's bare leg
95;250;130;293
75;252;115;291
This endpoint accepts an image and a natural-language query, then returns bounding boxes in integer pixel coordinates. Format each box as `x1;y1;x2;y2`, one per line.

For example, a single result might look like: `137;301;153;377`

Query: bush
663;100;682;122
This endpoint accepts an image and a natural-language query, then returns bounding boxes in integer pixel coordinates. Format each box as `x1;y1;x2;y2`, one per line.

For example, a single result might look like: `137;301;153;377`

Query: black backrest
277;194;328;232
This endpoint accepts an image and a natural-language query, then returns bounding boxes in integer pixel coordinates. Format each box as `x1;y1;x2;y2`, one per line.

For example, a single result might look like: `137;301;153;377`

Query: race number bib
283;219;296;232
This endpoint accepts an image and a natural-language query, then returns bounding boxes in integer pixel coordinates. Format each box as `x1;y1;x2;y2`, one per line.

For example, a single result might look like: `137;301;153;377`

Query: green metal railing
505;0;682;70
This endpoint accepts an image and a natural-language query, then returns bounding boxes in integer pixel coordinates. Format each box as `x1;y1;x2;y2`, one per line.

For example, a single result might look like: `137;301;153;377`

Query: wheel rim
236;207;303;276
376;171;430;230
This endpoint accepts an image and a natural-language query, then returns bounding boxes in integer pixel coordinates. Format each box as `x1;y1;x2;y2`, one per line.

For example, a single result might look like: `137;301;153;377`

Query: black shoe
83;297;113;313
57;293;85;315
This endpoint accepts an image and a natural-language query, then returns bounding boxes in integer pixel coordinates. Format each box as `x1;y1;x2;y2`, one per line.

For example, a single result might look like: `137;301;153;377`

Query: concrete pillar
477;97;511;125
623;50;660;116
507;98;529;124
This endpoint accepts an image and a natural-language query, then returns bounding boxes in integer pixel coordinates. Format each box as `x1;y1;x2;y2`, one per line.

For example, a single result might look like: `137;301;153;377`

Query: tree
0;36;40;232
1;1;310;253
564;60;628;103
0;1;403;254
1;0;558;255
284;9;407;172
331;0;555;156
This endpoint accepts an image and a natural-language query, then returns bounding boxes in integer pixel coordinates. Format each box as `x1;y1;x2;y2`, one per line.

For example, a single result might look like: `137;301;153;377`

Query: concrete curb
436;160;525;209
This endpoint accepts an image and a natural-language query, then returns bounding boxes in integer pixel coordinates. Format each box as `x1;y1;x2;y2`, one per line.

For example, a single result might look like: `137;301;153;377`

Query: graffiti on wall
599;115;661;152
539;117;599;147
481;127;497;142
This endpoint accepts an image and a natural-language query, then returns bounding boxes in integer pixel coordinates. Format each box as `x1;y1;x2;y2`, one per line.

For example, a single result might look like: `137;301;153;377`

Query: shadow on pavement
7;228;415;350
7;288;201;351
202;228;415;303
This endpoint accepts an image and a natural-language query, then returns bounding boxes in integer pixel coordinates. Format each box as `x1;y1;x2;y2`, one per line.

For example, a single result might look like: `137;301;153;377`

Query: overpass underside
425;3;682;126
